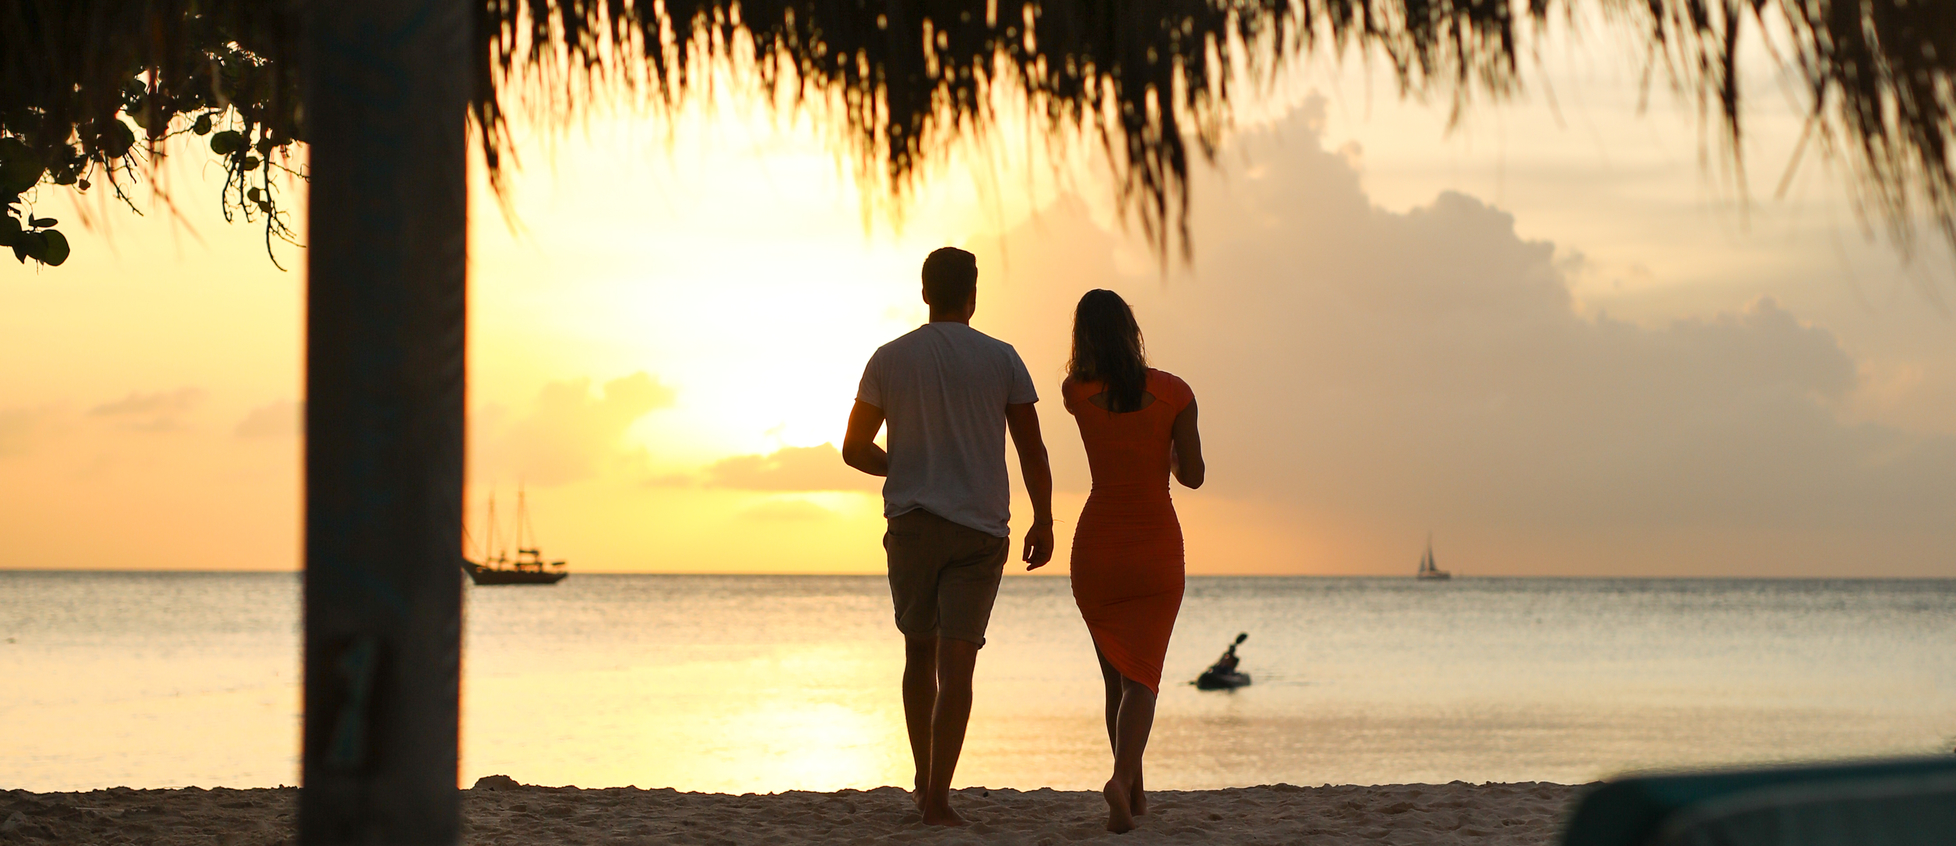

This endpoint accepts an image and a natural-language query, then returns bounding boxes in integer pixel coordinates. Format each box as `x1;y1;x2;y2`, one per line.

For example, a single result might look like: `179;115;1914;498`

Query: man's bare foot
920;797;968;827
1104;778;1136;833
912;777;926;811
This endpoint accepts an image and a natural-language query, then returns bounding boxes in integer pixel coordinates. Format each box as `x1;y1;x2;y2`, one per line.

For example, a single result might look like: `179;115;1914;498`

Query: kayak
1194;669;1252;690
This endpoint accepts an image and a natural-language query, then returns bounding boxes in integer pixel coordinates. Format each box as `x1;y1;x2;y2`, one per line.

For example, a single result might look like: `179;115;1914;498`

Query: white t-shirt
857;322;1039;537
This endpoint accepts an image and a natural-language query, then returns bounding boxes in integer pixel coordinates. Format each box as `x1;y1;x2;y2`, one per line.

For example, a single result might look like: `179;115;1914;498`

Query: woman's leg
1093;642;1122;753
1102;674;1157;833
1095;640;1150;816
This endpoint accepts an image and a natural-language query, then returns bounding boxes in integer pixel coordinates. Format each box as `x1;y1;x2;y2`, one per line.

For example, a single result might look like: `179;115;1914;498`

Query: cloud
967;96;1956;574
491;373;677;486
90;388;204;432
699;443;879;492
235;400;303;440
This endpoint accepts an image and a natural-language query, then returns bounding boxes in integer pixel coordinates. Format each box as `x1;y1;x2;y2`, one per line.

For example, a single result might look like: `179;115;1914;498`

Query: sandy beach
2;776;1582;845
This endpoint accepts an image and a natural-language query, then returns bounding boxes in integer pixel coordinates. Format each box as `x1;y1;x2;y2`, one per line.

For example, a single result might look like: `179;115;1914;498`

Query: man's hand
1004;401;1055;571
1021;518;1055;570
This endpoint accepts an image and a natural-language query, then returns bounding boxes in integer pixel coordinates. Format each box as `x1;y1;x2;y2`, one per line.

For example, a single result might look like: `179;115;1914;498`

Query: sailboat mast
517;484;538;553
485;493;498;562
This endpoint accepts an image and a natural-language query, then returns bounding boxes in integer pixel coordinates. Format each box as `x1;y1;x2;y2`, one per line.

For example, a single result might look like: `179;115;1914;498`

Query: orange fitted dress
1065;369;1194;694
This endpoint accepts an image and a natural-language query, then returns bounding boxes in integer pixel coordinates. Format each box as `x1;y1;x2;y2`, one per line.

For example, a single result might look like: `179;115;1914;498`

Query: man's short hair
921;247;978;308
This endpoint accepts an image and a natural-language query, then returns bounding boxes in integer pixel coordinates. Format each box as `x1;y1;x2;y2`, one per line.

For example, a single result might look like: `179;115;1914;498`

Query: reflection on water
3;572;1954;791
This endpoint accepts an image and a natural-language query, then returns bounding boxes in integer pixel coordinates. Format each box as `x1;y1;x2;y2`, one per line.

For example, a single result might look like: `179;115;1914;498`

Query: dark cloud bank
972;100;1956;576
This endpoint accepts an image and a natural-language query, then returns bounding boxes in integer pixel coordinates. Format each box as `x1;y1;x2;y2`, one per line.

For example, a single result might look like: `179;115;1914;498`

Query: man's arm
842;400;888;476
1004;401;1054;570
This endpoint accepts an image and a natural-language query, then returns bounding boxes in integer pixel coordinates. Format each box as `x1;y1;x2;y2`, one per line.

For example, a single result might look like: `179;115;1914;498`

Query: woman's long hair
1067;289;1149;412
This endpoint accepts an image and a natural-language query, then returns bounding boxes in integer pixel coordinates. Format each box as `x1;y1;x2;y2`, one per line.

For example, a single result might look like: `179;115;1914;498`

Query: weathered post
299;0;470;842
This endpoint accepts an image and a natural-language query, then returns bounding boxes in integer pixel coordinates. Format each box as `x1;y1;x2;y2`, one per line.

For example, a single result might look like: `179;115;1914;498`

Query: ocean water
2;572;1953;793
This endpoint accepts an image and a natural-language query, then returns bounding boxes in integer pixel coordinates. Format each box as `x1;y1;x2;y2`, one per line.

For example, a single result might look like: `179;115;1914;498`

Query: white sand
1;777;1583;845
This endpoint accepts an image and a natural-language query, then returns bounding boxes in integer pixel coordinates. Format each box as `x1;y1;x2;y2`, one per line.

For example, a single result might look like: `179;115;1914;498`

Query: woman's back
1065;369;1192;496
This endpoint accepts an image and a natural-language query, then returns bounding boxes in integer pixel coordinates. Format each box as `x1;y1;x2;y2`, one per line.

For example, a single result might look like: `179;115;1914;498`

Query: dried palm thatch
1;0;1953;267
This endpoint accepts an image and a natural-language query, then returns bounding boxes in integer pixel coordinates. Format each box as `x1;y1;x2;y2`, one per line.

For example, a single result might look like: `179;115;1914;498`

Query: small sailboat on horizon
1416;534;1451;581
462;486;568;585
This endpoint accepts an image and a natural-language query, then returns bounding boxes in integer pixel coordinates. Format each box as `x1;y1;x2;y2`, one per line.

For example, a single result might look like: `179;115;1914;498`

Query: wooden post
299;0;469;842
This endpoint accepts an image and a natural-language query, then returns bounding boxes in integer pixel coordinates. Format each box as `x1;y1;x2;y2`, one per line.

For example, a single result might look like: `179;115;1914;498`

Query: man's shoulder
947;324;1025;360
868;325;935;364
875;324;933;351
878;323;1024;361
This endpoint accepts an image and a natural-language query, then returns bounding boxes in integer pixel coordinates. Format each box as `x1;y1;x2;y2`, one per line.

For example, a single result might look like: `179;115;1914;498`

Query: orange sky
4;17;1954;577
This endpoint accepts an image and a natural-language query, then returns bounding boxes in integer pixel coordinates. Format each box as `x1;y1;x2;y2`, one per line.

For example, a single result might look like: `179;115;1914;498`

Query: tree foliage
0;2;303;268
3;0;1955;269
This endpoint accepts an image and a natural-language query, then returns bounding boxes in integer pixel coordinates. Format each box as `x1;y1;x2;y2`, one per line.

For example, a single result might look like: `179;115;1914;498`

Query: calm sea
3;572;1953;793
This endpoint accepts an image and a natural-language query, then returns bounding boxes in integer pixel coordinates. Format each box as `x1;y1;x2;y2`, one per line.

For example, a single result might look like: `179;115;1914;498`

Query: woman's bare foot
1103;778;1136;833
920;797;968;827
1130;775;1147;816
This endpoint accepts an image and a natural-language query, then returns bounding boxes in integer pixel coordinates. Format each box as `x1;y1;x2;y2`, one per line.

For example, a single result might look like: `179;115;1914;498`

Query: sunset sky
4;16;1954;577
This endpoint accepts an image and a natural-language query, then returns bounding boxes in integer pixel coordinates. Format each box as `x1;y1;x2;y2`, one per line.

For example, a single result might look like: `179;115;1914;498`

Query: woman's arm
1170;398;1204;489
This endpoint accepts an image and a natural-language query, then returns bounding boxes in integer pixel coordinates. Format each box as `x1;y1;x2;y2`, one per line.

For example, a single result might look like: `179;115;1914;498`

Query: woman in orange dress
1062;289;1205;833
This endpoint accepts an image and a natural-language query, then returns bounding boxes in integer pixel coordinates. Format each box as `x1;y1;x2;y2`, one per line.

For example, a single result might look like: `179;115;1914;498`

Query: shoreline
2;778;1584;845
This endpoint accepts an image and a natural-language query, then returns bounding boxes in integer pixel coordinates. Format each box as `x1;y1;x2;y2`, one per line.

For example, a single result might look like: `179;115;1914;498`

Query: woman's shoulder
1060;374;1094;411
1146;368;1193;401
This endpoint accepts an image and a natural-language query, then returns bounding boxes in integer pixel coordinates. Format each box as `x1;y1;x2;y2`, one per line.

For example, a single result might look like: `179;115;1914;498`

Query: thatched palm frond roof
2;0;1953;267
474;0;1526;252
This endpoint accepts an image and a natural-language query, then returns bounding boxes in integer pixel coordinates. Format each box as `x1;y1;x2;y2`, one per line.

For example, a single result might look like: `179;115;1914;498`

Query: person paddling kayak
1194;633;1251;690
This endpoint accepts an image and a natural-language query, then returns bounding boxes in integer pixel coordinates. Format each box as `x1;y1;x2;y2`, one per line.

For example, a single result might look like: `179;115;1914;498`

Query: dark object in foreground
1194;632;1251;690
1561;755;1956;846
300;0;468;841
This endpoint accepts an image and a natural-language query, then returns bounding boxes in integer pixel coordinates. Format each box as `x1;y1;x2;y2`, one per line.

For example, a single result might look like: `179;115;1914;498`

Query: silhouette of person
1210;643;1240;675
842;247;1055;827
1061;288;1205;833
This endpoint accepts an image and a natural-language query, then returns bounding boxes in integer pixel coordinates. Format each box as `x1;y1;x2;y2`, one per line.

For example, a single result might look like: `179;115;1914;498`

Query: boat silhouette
1416;533;1451;581
462;487;568;585
1193;633;1252;690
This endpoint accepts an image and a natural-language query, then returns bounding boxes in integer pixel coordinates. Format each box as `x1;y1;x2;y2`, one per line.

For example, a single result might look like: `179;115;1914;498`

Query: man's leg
919;636;980;827
902;633;938;806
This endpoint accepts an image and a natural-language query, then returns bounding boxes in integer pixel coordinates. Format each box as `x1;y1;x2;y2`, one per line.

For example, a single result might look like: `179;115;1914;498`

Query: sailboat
462;487;569;585
1416;533;1451;581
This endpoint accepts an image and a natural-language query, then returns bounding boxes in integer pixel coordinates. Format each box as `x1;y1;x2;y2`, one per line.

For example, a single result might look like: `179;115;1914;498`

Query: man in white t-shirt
842;247;1054;827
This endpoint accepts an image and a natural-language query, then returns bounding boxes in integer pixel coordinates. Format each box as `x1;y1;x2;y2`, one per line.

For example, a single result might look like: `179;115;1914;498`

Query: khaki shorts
884;509;1009;647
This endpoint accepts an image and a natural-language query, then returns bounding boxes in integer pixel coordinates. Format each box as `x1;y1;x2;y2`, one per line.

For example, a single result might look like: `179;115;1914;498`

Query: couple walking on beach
842;247;1206;833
